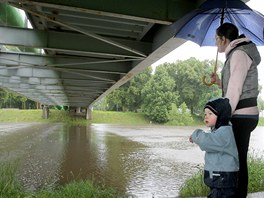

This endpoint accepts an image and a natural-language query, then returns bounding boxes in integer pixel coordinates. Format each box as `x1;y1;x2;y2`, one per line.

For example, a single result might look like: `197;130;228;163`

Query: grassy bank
1;109;200;125
0;109;151;125
1;109;263;126
0;161;123;198
179;152;264;197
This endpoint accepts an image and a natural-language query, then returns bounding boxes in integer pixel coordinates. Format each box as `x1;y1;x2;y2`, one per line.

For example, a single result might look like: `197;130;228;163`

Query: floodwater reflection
59;125;146;195
0;123;263;197
58;124;204;197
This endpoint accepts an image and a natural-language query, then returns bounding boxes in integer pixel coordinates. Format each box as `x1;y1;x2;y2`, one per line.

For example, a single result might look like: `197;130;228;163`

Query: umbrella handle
202;76;215;86
203;48;219;86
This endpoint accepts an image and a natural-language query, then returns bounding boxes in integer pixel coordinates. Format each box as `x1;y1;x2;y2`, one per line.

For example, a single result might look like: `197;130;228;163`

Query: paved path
247;191;264;198
192;192;264;198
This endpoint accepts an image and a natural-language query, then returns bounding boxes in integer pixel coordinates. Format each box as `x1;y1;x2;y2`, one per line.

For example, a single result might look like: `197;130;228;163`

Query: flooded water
0;123;263;197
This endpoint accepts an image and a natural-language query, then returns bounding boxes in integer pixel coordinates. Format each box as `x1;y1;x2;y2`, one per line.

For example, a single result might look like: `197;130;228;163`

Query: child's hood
205;98;232;129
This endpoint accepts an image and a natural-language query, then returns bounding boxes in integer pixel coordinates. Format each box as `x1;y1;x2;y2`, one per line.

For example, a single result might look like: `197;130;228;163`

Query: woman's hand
211;72;221;86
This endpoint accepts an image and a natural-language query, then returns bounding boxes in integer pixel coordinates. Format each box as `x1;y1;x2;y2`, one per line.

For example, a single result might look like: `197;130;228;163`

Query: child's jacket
191;126;239;173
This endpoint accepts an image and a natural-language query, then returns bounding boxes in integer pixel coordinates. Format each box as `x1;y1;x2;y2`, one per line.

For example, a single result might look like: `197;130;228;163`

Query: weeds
248;151;264;193
179;152;264;197
0;160;25;198
0;161;123;198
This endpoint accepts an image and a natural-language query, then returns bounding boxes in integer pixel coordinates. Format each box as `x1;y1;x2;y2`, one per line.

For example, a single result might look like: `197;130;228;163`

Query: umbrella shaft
214;48;219;74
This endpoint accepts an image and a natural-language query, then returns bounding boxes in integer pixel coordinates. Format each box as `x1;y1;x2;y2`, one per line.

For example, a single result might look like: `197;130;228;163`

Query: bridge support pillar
42;105;49;119
76;107;81;114
86;107;92;120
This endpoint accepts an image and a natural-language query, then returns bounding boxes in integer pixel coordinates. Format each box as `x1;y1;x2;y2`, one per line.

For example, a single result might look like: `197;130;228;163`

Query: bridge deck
0;0;203;108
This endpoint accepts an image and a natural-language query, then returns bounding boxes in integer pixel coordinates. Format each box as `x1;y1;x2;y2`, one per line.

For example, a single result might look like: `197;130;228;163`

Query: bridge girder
0;0;206;108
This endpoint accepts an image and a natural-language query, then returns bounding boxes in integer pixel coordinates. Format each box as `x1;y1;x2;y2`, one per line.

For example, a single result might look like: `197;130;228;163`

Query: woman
212;22;261;198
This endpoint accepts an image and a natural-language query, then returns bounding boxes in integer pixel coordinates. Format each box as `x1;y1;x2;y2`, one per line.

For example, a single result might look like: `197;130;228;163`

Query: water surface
0;123;263;197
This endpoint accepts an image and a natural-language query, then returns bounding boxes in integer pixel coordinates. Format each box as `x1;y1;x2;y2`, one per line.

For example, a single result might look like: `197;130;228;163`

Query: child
189;98;239;198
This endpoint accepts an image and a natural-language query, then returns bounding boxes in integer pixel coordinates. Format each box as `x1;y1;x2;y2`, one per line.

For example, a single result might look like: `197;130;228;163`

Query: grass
178;152;264;197
248;152;264;192
178;169;209;197
1;109;263;126
34;180;121;198
0;109;151;125
90;110;151;125
0;160;26;198
0;161;123;198
0;109;46;122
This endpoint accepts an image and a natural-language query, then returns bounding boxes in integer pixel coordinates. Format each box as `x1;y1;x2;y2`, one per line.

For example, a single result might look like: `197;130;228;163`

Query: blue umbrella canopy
173;0;264;46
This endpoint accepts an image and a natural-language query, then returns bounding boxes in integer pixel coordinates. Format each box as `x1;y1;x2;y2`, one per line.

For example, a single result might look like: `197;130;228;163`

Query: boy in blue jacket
189;98;239;198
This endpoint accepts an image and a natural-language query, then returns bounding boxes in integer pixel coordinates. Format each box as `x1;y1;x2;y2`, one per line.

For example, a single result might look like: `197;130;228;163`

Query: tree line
95;57;264;123
95;58;222;124
0;88;38;109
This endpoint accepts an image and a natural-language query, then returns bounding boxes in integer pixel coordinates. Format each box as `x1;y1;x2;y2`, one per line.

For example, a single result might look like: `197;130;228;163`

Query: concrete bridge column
76;107;81;114
42;105;49;119
86;107;92;120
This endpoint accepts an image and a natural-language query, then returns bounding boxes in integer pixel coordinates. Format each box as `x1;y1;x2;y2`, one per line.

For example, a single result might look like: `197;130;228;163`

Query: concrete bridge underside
0;0;248;118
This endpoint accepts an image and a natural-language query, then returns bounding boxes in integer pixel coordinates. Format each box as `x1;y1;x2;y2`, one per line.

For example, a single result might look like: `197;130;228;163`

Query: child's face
204;108;217;128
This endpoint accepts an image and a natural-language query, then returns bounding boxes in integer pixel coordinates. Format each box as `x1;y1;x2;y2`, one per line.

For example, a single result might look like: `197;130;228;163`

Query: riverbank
1;109;263;126
0;109;152;125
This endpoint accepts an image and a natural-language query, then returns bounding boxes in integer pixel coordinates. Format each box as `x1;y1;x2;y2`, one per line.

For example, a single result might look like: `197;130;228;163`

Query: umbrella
173;0;264;46
172;0;264;85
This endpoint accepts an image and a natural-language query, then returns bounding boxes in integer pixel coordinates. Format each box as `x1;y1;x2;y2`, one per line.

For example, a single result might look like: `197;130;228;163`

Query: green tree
105;67;152;112
20;96;27;109
0;88;14;108
0;88;36;109
93;97;108;111
167;102;193;125
165;58;221;115
126;67;152;112
141;66;178;123
106;88;126;111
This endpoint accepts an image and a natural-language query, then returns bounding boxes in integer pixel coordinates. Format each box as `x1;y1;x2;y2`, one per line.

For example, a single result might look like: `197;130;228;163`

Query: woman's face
215;35;228;53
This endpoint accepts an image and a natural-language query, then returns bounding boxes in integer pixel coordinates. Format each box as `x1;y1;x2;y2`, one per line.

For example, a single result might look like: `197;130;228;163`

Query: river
0;123;263;197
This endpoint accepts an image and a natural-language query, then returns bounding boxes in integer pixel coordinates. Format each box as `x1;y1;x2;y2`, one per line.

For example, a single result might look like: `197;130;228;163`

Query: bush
167;103;193;126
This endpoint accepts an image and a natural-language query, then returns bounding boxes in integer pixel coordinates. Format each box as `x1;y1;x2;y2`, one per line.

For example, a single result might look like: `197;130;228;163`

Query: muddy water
0;123;263;197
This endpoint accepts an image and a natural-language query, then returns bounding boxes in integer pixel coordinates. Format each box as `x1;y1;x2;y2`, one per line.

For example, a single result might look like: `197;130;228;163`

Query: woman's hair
216;22;242;41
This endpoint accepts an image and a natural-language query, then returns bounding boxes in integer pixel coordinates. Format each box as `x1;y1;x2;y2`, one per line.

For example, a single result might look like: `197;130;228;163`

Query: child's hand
189;135;193;143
